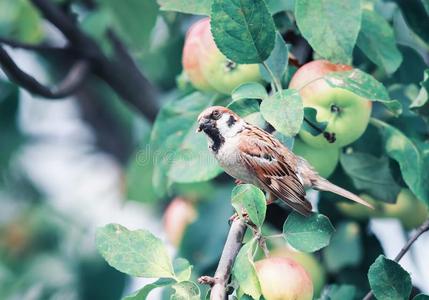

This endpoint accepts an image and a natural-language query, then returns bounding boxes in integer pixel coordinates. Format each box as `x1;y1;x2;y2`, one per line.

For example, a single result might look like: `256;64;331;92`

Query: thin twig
0;46;90;98
363;219;429;300
199;219;247;300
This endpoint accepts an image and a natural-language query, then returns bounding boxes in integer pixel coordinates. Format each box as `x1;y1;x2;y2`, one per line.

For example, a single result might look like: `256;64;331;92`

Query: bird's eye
212;110;222;120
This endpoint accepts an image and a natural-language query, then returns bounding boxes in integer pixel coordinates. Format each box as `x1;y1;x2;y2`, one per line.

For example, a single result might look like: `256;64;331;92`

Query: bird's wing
238;127;312;216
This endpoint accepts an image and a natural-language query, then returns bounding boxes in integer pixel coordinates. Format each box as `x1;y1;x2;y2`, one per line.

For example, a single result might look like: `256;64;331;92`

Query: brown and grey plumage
197;106;373;216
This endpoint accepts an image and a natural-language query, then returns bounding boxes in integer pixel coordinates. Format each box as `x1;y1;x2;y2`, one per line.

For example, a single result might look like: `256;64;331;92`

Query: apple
255;257;313;300
337;189;429;230
163;197;197;246
182;18;215;92
292;138;340;178
289;60;372;149
182;18;262;95
337;194;382;219
384;189;429;230
199;48;262;95
0;221;30;257
270;246;326;297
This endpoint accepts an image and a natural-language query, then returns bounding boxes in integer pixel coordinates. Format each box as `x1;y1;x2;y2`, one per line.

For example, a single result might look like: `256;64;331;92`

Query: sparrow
196;106;373;216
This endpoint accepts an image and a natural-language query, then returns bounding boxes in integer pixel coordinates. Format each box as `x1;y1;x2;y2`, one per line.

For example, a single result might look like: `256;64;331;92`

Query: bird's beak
196;123;203;133
196;118;211;133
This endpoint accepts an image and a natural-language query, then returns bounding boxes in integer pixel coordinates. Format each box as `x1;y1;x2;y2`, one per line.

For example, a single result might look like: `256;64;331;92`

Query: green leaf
371;119;429;205
228;98;266;128
266;0;295;14
150;92;223;195
410;69;429;108
302;107;327;136
260;33;289;83
357;10;403;74
340;152;401;203
171;281;200;300
295;0;361;63
123;278;176;300
0;1;44;43
157;0;211;15
231;83;268;102
173;258;192;282
368;255;412;300
260;89;303;137
323;222;362;272
232;240;261;299
101;0;159;50
96;224;174;278
413;295;429;300
324;69;402;116
210;0;276;64
231;184;267;228
283;212;335;252
273;132;294;149
393;0;429;44
168;129;223;183
14;0;44;43
0;80;22;168
320;284;356;300
126;142;158;204
80;8;113;56
228;98;260;117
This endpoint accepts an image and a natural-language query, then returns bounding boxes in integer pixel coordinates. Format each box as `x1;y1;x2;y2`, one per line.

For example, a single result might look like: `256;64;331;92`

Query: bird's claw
228;210;249;225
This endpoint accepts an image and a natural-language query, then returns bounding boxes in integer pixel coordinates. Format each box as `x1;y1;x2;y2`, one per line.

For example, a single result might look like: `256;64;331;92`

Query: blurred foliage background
0;0;428;299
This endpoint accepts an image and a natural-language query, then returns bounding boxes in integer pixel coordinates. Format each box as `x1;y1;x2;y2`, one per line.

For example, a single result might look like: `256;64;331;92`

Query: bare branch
199;219;247;300
27;0;159;121
363;219;429;300
0;46;90;99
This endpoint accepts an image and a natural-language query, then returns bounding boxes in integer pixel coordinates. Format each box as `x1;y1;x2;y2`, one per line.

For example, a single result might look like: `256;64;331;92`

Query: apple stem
200;218;247;300
362;218;429;300
265;233;284;239
262;61;283;93
258;236;270;257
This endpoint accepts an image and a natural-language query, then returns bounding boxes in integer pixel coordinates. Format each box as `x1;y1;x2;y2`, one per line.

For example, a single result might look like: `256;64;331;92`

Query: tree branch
363;218;429;300
30;0;95;51
0;46;89;98
95;30;159;121
199;219;247;300
21;0;159;121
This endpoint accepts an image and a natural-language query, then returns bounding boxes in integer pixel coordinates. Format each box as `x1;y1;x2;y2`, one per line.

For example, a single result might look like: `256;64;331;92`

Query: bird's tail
312;178;374;209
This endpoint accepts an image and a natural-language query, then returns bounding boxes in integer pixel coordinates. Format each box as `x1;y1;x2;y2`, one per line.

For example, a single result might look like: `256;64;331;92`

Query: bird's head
196;106;245;140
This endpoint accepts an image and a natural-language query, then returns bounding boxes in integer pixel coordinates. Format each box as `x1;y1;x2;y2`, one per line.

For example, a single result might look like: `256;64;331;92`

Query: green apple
289;60;372;149
255;257;313;300
337;189;429;230
384;189;429;230
182;17;262;95
163;197;197;247
200;50;262;94
271;246;326;297
337;194;383;219
293;138;340;178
